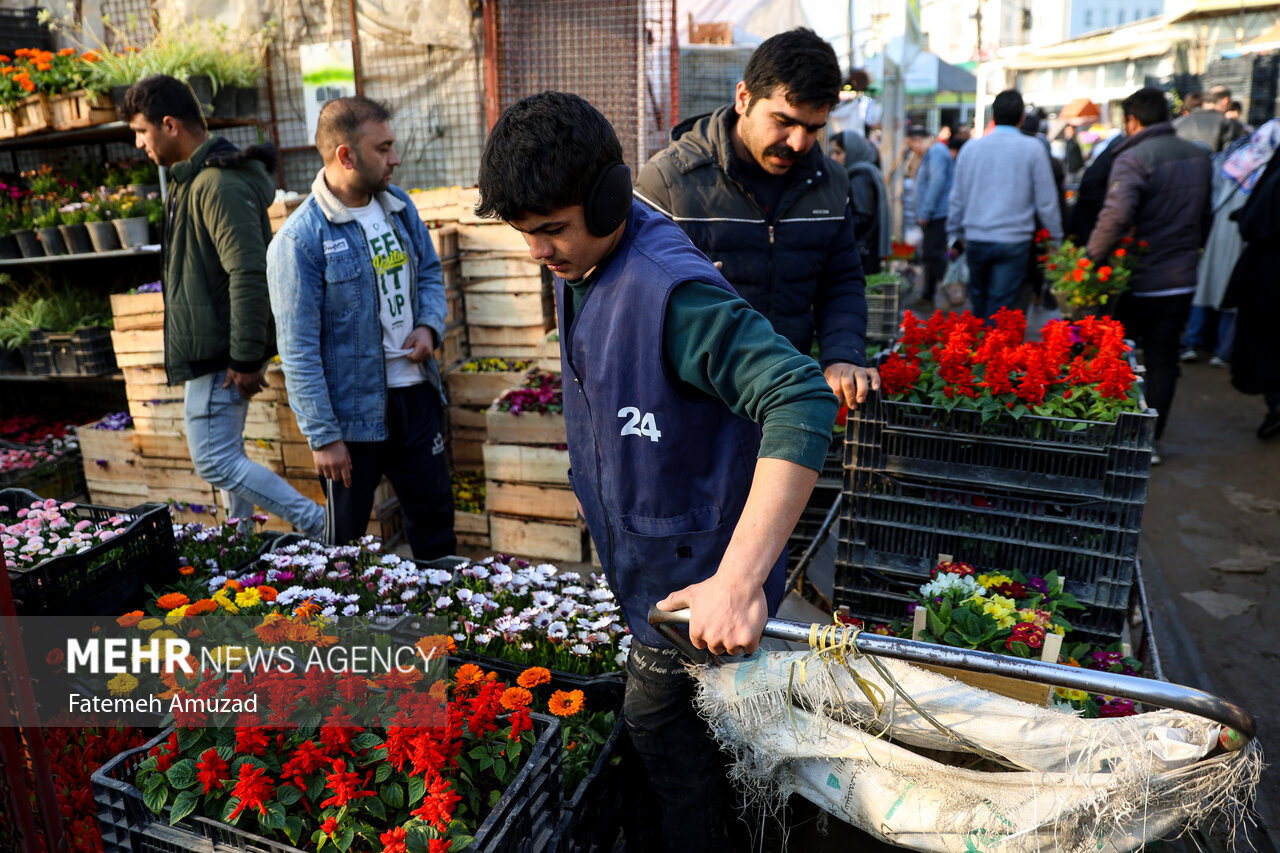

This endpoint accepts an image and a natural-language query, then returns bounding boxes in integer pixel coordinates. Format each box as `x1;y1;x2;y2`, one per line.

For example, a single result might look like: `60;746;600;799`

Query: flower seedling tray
28;327;117;376
835;473;1139;642
548;717;629;853
92;715;563;853
846;391;1156;503
865;277;903;344
2;488;178;616
446;362;532;407
0;441;86;500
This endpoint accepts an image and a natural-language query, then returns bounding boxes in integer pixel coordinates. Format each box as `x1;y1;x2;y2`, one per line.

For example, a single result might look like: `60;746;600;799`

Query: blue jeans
184;370;325;538
966;240;1031;320
1182;305;1236;361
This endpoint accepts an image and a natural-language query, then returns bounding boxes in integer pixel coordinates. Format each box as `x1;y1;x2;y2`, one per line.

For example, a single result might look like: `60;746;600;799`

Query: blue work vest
555;201;787;648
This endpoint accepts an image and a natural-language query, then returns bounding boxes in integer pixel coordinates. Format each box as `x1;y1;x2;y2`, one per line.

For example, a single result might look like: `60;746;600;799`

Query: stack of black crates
835;393;1156;643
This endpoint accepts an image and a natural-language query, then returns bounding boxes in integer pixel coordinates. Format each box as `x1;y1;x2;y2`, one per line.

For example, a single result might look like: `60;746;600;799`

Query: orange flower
0;55;9;63
1076;258;1091;269
293;598;320;620
223;579;243;592
428;679;449;702
500;686;533;711
548;689;585;717
157;592;190;611
57;48;76;57
1113;248;1127;258
254;613;293;644
1098;266;1112;282
415;634;456;661
454;663;485;689
1072;269;1085;282
179;565;195;576
117;610;144;628
517;667;551;689
82;51;101;62
187;628;203;639
380;666;424;690
186;598;217;617
16;75;34;93
255;585;277;602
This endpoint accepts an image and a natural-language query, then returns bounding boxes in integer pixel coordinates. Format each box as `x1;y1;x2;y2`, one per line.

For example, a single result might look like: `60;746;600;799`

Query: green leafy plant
59;201;89;225
32;204;62;229
124;158;158;185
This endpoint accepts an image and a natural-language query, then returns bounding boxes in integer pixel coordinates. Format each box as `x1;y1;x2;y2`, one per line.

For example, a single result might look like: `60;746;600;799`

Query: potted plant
123;158;160;197
7;200;39;258
56;199;95;253
32;203;65;255
0;181;26;259
111;191;151;248
37;8;148;109
83;195;121;252
1038;232;1137;320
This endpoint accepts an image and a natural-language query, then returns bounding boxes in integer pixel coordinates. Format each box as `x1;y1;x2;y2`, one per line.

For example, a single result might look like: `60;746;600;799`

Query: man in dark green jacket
635;28;877;410
122;75;324;537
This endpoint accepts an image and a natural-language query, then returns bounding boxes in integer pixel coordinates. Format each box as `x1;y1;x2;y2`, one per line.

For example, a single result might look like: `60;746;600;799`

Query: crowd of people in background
837;76;1280;454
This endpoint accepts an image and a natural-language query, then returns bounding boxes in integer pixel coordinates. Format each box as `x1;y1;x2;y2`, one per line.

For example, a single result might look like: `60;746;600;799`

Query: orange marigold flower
186;598;217;616
58;47;75;56
1076;257;1091;268
254;613;293;644
255;585;277;602
517;666;551;689
178;565;194;576
293;598;320;620
500;686;533;711
82;51;101;62
157;592;190;611
1113;248;1127;258
454;663;485;688
116;610;144;628
18;77;34;92
547;689;585;717
415;634;455;661
223;579;243;592
1072;268;1085;282
428;679;449;702
380;666;424;690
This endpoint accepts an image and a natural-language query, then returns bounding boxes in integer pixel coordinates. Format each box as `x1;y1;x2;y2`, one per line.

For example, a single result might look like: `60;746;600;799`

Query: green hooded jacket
162;135;277;385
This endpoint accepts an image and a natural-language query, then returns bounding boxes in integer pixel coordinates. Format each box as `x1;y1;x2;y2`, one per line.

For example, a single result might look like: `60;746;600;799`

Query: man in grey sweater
947;89;1062;319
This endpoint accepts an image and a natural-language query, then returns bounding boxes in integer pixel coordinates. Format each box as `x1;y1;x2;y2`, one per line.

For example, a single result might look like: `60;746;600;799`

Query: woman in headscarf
1185;119;1280;366
829;129;890;274
1221;119;1280;439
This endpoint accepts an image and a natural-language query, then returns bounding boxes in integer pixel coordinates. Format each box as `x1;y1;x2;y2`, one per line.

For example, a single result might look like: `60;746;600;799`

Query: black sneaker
1259;409;1280;441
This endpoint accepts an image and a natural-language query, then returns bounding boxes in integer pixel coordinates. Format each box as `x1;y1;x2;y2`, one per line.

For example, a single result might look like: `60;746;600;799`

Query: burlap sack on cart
694;650;1261;853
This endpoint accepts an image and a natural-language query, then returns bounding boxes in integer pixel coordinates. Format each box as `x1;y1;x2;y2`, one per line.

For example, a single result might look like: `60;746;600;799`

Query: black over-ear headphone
583;160;633;237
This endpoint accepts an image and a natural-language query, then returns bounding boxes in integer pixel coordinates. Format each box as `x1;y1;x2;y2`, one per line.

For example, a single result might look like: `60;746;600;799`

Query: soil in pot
0;232;20;259
58;223;94;254
86;220;122;252
36;226;66;255
13;229;40;258
113;216;151;248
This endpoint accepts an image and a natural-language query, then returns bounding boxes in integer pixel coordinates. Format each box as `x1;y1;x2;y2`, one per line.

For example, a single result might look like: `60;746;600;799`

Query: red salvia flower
195;747;229;794
227;763;274;821
410;776;462;831
380;826;409;853
319;760;377;809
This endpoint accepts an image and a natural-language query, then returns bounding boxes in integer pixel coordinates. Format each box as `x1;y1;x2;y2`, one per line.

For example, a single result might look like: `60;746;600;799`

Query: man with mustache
635;28;877;410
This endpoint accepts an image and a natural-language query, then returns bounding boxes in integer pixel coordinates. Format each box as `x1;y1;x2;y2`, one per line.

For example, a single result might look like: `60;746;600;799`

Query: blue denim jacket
267;170;447;449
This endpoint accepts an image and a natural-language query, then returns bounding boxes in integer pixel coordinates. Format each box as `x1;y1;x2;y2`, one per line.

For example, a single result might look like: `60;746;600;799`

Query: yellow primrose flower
108;673;139;697
1056;686;1088;702
982;595;1017;629
164;605;188;625
137;618;162;631
977;573;1011;589
234;587;262;608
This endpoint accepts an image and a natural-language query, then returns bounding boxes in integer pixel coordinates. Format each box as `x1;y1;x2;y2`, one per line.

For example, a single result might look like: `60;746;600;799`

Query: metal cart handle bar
647;606;1256;745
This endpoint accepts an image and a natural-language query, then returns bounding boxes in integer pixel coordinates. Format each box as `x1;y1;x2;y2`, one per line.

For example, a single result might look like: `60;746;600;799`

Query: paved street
1138;355;1280;847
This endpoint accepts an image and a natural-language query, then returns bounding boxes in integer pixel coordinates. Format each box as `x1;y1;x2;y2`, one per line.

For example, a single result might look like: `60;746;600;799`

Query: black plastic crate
548;717;628;853
865;280;902;344
0;440;85;498
845;392;1155;502
0;7;52;53
93;716;562;853
2;488;177;616
836;473;1140;612
28;327;117;376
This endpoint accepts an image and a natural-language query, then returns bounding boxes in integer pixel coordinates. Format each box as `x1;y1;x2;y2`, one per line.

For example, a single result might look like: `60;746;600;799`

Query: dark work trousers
1116;292;1193;440
920;217;949;300
623;641;733;853
322;382;457;558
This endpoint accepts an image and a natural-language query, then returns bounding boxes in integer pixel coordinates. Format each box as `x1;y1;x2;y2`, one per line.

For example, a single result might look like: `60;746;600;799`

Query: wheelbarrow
648;606;1261;853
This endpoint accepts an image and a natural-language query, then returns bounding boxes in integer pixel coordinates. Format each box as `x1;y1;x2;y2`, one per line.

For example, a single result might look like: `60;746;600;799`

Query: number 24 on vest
617;407;662;442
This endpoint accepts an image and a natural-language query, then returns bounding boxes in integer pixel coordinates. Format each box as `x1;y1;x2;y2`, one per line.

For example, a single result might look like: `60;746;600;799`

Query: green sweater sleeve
662;280;837;471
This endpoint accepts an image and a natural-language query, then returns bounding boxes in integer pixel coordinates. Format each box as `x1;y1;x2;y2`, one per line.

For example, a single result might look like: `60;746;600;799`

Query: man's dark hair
1227;99;1243;114
475;91;623;221
991;90;1025;126
1208;85;1231;102
1122;87;1170;128
742;28;841;109
119;75;205;131
845;68;871;92
1182;91;1204;111
905;125;934;139
315;96;393;162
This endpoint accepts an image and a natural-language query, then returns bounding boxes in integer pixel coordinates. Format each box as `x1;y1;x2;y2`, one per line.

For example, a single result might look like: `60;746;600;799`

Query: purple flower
1026;576;1049;594
135;281;162;293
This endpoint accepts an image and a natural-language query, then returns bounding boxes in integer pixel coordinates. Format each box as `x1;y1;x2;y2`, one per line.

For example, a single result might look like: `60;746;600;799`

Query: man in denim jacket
267;97;455;557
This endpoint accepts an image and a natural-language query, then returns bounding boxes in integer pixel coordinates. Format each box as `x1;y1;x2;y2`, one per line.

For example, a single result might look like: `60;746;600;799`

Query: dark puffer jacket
1086;122;1212;296
163;135;277;384
634;106;867;367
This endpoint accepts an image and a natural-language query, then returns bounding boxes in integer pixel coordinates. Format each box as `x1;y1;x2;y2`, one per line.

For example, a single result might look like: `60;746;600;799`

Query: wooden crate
280;440;313;470
244;438;284;474
446;364;531;407
464;291;549;327
460;255;539;280
456;223;527;253
441;258;461;291
455;509;489;535
450;406;489;431
111;328;165;368
485;405;566;445
78;418;141;466
486;480;578;521
242;401;282;441
436;323;468;367
84;484;148;509
445;288;464;325
450;437;485;469
429;224;459;259
276;404;307;443
489;513;586;562
288;476;325;504
536;329;560;373
136;432;191;461
469;324;551;349
482;443;570;486
0;109;16;139
110;291;165;331
15;93;53;135
411;190;469;226
49;90;116;130
124;382;183;403
909;608;1063;706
